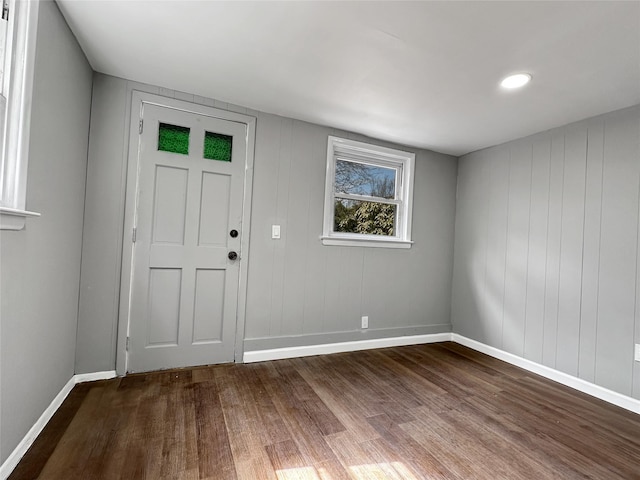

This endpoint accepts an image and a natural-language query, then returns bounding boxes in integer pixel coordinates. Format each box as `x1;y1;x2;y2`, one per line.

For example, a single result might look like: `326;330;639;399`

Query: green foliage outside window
333;160;396;236
334;201;395;236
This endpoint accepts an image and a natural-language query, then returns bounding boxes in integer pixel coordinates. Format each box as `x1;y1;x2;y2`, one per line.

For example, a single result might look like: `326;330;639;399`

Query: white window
321;136;415;248
0;0;40;230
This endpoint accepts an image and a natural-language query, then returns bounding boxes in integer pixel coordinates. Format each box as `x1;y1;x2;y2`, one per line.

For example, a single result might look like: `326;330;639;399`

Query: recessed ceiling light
500;73;532;89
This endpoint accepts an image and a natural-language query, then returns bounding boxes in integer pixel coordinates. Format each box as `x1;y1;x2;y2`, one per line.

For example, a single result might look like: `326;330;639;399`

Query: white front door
127;102;249;373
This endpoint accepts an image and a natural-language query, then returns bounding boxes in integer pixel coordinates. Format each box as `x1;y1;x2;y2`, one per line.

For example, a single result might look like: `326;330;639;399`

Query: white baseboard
74;370;117;383
452;334;640;415
0;370;117;480
243;333;453;363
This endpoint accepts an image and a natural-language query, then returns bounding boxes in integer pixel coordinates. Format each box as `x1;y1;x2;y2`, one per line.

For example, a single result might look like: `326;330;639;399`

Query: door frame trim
116;91;256;374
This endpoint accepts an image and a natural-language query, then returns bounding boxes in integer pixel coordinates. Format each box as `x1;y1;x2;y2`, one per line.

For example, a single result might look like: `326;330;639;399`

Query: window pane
334;160;396;199
334;199;396;236
158;123;190;155
204;132;232;162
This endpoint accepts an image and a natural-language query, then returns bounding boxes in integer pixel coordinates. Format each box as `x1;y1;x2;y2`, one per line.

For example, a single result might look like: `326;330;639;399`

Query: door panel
198;172;231;246
128;103;247;372
152;165;188;245
147;268;182;346
192;269;225;344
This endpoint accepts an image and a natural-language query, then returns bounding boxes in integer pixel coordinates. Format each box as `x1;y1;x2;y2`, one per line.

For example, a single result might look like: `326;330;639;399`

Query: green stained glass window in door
158;123;190;155
204;132;232;162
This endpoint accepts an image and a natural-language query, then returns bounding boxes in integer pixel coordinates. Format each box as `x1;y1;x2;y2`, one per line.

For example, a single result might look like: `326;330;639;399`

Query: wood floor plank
78;379;135;479
294;360;381;442
9;342;640;480
344;350;425;411
265;439;319;479
271;361;345;436
325;430;396;480
242;364;292;446
461;392;626;479
259;363;351;480
387;347;487;399
7;383;91;480
296;355;391;420
316;352;417;423
36;384;109;478
193;380;237;479
400;416;518;480
358;437;425;480
517;374;640;444
395;345;507;396
180;383;200;476
213;365;278;480
365;413;461;480
495;380;639;478
438;341;528;378
421;406;558;480
233;457;277;480
121;374;166;480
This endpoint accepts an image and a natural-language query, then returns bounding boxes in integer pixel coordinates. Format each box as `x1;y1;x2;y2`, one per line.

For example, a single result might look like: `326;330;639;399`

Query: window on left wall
0;0;40;230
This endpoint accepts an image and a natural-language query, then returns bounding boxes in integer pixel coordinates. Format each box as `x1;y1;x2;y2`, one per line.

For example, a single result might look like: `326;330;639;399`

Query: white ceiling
57;1;640;156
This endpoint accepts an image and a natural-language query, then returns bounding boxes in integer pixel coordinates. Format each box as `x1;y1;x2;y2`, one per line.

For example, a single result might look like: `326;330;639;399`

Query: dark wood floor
9;342;640;479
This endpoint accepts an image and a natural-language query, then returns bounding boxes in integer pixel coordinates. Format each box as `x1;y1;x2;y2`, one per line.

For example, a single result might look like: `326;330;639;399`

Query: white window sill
320;236;413;249
0;206;40;230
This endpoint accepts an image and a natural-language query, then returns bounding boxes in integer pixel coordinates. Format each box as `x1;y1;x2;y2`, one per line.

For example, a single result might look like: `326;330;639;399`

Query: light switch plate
272;225;281;239
635;344;640;362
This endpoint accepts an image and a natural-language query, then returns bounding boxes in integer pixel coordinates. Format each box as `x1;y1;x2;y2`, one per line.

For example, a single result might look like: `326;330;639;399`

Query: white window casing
0;0;40;230
0;1;8;95
321;136;415;248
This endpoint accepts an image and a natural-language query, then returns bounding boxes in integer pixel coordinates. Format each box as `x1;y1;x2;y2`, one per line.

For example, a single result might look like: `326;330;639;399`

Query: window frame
0;0;40;230
321;136;415;248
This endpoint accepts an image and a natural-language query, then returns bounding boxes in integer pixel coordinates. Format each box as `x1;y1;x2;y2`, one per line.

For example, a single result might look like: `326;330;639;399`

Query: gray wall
244;119;456;350
451;105;640;399
75;73;458;373
0;0;93;464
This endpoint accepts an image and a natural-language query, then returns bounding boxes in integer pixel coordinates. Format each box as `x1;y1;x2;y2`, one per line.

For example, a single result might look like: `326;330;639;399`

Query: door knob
230;229;238;238
228;251;238;261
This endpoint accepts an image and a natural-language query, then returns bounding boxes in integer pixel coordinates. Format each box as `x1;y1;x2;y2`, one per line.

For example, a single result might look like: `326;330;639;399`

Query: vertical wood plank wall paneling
75;73;458;374
451;105;640;399
246;119;458;349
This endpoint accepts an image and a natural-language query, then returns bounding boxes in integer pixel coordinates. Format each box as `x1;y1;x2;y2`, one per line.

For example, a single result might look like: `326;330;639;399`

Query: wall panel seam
633;121;640;396
577;126;590;378
501;149;512;350
552;133;567;368
594;118;607;383
523;143;534;356
542;137;553;364
268;117;283;337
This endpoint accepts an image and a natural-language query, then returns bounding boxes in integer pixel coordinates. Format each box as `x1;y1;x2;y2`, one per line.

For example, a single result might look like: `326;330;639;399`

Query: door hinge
139;119;143;134
126;336;130;351
132;227;137;243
